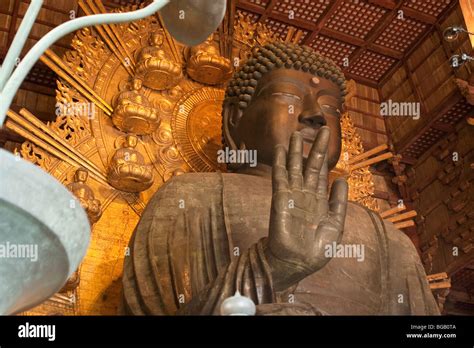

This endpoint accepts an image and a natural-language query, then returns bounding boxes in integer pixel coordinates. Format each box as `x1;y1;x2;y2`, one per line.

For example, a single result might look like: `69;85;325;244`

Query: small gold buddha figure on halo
67;168;102;224
108;135;154;193
112;78;160;135
135;30;182;90
186;34;233;85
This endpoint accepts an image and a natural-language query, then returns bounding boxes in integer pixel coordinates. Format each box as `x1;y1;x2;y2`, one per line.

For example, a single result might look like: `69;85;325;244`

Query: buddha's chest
221;175;386;314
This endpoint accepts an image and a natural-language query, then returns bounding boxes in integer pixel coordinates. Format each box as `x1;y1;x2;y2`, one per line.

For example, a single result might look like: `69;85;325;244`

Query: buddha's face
150;33;163;46
75;169;88;183
132;79;142;91
226;68;343;170
125;136;138;148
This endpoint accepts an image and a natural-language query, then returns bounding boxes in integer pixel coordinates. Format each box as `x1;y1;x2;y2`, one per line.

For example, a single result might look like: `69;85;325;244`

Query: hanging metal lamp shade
160;0;227;46
0;149;90;314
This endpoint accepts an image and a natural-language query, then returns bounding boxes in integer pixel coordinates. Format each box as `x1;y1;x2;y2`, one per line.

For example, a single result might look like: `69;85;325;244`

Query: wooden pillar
460;0;474;49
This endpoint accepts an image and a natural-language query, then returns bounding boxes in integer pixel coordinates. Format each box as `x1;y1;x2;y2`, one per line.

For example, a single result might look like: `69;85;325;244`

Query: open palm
265;127;348;291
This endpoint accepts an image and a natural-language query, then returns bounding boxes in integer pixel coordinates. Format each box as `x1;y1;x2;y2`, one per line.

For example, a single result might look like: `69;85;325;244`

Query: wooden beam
236;2;265;14
393;220;415;229
302;0;344;45
399;155;417;165
258;0;277;23
401;6;437;25
319;27;364;47
368;0;397;10
350;152;393;171
403;60;428;116
426;272;449;282
378;60;404;92
432;122;454;133
370;44;403;60
380;204;406;218
386;209;417;223
429;280;451;290
343;72;379;89
408;44;445;74
349;144;389;164
373;189;390;200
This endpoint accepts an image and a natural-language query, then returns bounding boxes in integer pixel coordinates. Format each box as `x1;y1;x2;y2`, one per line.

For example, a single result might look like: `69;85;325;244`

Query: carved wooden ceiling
235;0;457;88
0;0;460;93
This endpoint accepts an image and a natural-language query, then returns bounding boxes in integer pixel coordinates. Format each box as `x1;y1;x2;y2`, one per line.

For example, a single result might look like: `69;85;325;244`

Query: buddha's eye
271;92;301;101
321;104;341;115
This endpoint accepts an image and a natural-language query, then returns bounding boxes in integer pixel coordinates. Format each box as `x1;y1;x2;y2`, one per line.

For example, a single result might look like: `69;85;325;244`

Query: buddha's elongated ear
222;98;243;151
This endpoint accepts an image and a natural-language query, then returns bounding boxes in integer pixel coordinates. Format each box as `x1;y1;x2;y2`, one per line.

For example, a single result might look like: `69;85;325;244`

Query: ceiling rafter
402;60;427;116
302;0;344;45
344;72;378;89
257;0;277;23
400;7;436;25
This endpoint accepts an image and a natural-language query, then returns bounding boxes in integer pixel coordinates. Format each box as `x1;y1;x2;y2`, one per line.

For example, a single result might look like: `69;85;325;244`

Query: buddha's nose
298;109;327;128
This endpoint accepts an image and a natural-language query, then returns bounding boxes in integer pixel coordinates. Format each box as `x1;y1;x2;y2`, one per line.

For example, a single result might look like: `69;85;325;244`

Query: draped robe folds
121;172;439;315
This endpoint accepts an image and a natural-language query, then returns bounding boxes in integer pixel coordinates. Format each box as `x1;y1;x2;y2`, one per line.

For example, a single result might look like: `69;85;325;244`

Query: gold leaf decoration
16;142;54;171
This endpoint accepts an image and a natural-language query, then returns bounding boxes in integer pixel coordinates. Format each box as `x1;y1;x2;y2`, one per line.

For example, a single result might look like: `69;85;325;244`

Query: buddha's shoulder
158;172;271;192
344;201;419;256
151;172;270;198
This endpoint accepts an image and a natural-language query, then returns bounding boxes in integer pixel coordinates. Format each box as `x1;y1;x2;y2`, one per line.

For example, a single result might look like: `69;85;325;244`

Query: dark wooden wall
381;5;473;164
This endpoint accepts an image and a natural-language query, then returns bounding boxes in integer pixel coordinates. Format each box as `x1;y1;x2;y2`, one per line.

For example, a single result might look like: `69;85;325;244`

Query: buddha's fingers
304;126;330;193
316;152;328;200
287;132;304;190
273;144;289;193
328;178;348;232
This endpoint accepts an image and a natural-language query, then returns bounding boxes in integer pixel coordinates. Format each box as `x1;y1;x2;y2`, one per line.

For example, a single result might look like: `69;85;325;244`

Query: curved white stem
0;0;43;91
0;0;169;126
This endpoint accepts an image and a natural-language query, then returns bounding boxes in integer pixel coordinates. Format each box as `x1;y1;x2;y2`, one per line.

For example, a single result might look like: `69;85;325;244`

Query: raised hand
264;126;348;291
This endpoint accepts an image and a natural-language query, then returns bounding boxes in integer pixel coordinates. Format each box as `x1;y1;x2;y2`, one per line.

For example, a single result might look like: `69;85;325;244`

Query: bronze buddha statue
112;78;160;135
135;30;182;90
186;34;233;85
108;135;154;193
67;168;102;225
121;42;439;315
